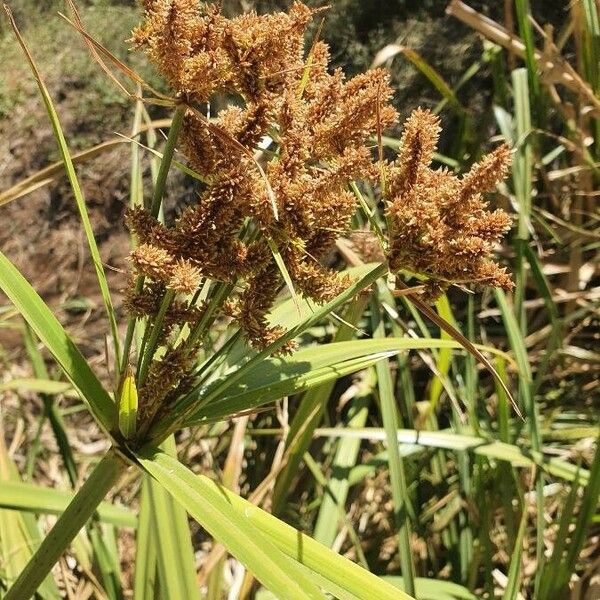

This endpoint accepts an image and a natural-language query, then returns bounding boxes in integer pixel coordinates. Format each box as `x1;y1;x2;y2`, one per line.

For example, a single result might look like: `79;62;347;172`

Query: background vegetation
0;1;598;599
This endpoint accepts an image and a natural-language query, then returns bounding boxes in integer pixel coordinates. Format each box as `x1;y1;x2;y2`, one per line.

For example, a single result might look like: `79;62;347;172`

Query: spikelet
137;345;195;431
459;144;512;200
130;243;173;282
387;107;441;198
386;109;513;298
168;259;202;294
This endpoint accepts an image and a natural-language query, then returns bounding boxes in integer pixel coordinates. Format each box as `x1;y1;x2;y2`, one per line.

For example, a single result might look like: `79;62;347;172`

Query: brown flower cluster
132;0;314;104
129;0;397;349
385;109;513;298
121;3;514;435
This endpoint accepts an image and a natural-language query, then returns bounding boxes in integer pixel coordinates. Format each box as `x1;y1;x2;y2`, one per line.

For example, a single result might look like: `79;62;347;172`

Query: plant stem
120;282;142;373
370;296;417;597
511;68;532;333
121;103;187;375
4;449;128;600
149;104;186;219
138;288;176;386
186;282;235;350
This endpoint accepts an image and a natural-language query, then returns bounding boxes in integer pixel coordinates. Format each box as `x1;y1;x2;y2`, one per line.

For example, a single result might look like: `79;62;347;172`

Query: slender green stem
191;329;242;388
186;282;234;350
370;296;416;597
130;88;144;211
514;0;540;101
465;295;479;436
511;69;532;333
135;310;153;373
133;476;158;600
121;104;187;375
150;104;186;219
4;449;128;600
138;289;176;386
120;279;143;373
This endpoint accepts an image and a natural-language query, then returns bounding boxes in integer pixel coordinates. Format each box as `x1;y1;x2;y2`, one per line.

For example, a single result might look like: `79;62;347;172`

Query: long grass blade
0;251;115;432
313;427;589;485
133;476;159;600
3;449;127;600
137;448;414;600
370;295;416;595
186;338;500;424
313;391;371;546
0;480;136;528
149;436;199;599
137;448;328;600
0;436;61;599
502;506;527;600
4;4;121;366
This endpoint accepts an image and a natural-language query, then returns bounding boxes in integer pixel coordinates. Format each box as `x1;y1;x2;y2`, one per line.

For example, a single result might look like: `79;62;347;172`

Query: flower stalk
149;103;186;219
120;103;187;376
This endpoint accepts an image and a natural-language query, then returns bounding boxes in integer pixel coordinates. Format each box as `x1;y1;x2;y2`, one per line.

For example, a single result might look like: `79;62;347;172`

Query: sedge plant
0;2;537;599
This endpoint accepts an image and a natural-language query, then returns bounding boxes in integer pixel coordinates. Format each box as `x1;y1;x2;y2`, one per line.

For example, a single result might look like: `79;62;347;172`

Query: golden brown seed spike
229;267;292;352
390;107;441;196
168;259;202;295
475;209;513;242
460;144;512;200
386;110;513;297
130;243;174;283
124;280;164;318
137;344;194;432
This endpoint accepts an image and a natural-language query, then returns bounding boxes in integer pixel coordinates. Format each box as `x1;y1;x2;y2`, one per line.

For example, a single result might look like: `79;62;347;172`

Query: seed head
386;109;513;298
168;259;202;295
130;1;397;348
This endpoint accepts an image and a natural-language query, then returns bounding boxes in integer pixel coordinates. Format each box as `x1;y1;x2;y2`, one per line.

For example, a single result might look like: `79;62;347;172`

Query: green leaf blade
138;448;328;600
0;251;114;432
138;448;414;600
